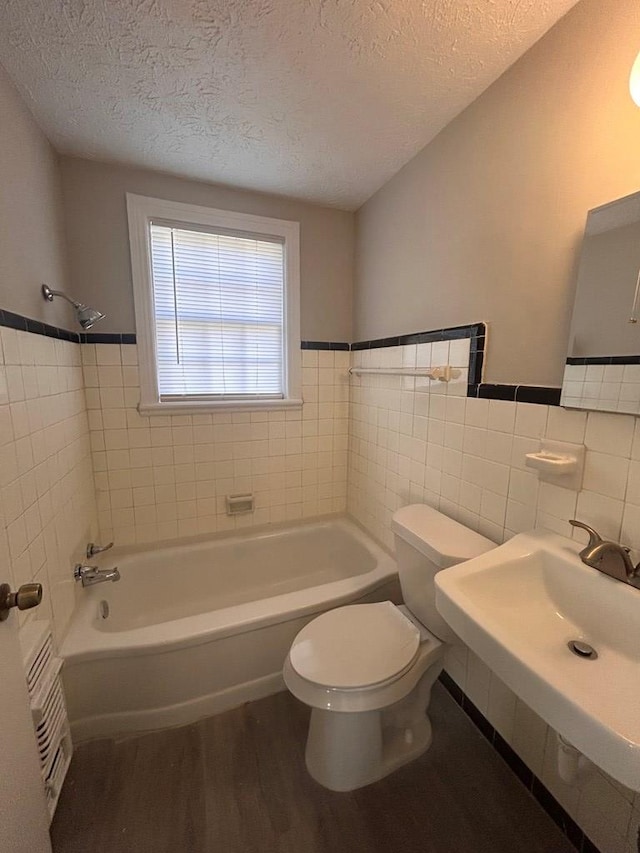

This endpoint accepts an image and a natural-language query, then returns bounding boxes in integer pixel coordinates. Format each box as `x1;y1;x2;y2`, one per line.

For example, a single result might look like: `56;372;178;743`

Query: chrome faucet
74;563;120;588
569;520;640;587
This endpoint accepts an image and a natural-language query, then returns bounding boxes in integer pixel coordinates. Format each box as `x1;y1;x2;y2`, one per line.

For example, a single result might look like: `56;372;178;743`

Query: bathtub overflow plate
567;639;597;660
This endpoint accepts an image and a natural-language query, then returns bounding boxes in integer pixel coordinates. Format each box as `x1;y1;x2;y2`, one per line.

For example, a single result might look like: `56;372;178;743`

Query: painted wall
354;0;640;387
60;157;355;343
0;64;71;328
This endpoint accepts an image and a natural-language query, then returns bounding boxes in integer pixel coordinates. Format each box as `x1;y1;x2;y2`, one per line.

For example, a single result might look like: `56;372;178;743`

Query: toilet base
304;661;441;792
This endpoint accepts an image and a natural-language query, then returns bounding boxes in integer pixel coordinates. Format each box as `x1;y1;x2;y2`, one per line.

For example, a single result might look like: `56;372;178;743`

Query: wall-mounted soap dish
525;440;585;490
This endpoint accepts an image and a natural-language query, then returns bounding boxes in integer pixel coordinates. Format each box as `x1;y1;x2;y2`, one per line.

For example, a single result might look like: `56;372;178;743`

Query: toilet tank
391;504;495;642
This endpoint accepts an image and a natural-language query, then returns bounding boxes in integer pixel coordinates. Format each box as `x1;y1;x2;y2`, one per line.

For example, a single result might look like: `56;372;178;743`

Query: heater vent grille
20;620;73;821
26;630;54;696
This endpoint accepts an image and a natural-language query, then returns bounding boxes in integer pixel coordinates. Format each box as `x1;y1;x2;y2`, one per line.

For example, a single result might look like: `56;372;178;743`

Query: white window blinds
149;223;285;400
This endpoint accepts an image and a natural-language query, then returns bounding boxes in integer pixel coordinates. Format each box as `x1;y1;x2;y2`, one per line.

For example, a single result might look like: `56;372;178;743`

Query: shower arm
42;284;82;309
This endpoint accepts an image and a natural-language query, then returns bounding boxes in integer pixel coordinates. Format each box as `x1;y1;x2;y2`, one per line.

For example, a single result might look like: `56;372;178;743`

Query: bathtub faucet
74;563;121;587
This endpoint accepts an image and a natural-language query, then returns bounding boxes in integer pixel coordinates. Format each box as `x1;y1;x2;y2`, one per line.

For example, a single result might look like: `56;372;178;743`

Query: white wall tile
546;406;587;444
465;651;491;713
625;460;640;507
514;403;548;438
511;700;548;777
346;340;640;851
621;503;640;551
583;452;631;500
486;673;517;741
585;412;635;458
0;330;98;648
577;770;631;853
88;345;348;545
575;490;624;542
487;399;516;434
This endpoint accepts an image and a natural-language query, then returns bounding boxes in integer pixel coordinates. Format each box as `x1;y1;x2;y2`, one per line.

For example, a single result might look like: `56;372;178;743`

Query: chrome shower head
42;284;106;330
75;305;106;330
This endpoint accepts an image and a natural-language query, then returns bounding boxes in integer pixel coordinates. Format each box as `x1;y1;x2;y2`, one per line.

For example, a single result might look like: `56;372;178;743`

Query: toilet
283;504;495;791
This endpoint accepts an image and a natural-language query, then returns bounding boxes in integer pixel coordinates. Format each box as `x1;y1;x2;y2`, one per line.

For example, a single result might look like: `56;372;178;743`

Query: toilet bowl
283;505;495;791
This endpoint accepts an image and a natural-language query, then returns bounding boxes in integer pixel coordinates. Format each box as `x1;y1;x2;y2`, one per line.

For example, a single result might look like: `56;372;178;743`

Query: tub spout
74;564;121;588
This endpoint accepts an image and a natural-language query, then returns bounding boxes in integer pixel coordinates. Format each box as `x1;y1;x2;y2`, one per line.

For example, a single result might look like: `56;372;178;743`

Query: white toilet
283;504;495;791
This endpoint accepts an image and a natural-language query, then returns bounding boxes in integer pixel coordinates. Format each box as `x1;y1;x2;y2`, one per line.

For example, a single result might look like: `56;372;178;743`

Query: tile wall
348;337;640;853
0;327;98;645
562;362;640;414
4;318;639;850
83;344;349;545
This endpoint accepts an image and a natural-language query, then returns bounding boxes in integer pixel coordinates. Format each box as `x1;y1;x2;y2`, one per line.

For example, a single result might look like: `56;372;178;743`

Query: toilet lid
289;602;420;689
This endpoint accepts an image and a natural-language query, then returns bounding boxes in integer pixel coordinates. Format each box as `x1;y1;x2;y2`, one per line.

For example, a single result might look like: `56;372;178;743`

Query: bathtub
61;517;399;741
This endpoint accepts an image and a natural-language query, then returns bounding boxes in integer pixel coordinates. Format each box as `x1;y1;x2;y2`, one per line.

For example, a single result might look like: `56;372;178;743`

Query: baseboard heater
19;620;73;820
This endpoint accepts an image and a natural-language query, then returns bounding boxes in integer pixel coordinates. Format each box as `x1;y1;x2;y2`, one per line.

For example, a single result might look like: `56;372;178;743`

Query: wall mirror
562;190;640;415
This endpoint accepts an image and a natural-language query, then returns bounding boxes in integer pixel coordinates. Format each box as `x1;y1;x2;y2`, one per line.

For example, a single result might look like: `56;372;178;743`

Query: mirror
562;190;640;415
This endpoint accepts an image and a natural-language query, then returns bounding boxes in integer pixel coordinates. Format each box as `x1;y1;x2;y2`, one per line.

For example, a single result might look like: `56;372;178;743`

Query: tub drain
567;639;597;660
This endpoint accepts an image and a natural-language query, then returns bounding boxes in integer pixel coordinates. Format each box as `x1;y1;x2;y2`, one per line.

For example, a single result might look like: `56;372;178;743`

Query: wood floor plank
52;683;576;853
52;723;207;853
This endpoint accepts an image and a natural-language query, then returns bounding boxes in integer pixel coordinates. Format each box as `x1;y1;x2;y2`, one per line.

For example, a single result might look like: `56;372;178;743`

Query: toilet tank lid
391;504;495;568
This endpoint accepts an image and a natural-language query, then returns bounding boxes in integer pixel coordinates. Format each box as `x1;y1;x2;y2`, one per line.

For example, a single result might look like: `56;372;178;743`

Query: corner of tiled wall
347;336;640;853
0;327;99;647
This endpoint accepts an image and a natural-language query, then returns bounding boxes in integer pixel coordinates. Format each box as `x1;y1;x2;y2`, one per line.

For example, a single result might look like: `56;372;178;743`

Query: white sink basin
434;528;640;790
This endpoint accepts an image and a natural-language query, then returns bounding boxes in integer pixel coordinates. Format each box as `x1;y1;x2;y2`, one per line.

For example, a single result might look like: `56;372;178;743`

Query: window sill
138;398;304;416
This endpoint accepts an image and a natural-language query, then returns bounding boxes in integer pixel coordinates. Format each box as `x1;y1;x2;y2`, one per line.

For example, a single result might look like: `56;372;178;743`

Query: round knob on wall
0;582;43;622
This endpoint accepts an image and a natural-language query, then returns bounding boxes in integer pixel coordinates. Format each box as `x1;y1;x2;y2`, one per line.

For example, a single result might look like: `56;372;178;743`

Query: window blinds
149;223;285;400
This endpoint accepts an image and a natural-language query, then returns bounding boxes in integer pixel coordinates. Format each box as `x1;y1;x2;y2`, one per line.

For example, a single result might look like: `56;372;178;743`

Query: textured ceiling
0;0;580;209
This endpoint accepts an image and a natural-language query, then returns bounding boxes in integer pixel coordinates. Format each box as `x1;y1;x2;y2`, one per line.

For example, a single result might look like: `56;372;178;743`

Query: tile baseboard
438;671;600;853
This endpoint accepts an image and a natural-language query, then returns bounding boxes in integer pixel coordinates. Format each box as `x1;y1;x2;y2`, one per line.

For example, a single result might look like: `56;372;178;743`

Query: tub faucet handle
86;541;114;559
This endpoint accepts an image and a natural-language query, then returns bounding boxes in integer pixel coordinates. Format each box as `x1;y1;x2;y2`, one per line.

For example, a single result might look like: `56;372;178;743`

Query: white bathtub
61;517;399;741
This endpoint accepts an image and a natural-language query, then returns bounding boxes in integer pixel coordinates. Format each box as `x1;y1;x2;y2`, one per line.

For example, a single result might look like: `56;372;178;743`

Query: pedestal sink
434;529;640;790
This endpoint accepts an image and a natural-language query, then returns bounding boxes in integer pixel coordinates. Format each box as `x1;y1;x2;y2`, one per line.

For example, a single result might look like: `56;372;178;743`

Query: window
127;194;301;413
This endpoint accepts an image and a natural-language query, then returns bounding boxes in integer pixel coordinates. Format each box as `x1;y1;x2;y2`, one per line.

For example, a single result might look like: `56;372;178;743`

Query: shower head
42;284;106;330
75;304;106;330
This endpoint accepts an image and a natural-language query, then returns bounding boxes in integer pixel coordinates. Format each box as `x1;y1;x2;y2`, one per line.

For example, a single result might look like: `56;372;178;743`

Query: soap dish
525;440;585;490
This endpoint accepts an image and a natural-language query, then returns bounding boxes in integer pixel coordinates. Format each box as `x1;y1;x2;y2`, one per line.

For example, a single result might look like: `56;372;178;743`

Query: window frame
126;193;301;414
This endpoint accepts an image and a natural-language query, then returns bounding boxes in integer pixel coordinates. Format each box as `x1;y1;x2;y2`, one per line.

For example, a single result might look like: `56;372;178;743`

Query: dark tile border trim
0;311;355;353
438;671;600;853
0;309;81;343
474;384;562;406
301;341;350;351
350;322;487;398
80;332;137;344
0;309;140;345
567;355;640;366
0;311;564;408
351;322;486;350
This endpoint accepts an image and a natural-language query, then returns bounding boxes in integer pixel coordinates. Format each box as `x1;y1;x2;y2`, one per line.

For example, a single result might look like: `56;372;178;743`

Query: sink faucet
74;563;121;588
569;520;640;587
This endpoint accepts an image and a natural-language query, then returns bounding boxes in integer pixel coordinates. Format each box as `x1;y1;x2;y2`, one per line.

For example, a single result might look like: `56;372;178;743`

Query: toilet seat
289;601;420;690
284;602;444;713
